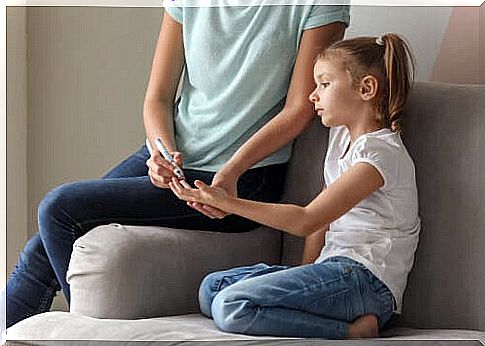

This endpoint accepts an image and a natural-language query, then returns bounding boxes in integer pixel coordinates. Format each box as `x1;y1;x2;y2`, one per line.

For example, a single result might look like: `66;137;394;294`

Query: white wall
347;6;453;81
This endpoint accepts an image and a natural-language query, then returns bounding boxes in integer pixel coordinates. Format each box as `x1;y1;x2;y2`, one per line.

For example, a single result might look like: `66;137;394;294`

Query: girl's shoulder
355;129;403;153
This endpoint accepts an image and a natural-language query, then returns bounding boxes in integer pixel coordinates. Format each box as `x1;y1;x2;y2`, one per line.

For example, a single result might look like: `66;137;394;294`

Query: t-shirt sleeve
351;138;397;191
303;5;351;31
163;4;183;24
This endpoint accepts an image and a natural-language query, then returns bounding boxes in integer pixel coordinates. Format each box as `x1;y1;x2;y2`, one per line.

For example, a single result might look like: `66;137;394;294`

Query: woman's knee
38;182;81;237
38;184;69;219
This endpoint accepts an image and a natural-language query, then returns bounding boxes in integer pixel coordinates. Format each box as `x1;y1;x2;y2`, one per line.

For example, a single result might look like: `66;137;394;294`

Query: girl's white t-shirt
315;126;421;313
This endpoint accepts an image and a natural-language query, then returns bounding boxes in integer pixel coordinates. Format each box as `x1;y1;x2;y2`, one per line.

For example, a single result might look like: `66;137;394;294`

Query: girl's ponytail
381;33;415;132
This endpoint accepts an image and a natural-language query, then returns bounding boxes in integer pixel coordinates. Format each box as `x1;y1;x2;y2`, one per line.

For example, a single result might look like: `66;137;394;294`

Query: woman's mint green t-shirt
164;4;350;171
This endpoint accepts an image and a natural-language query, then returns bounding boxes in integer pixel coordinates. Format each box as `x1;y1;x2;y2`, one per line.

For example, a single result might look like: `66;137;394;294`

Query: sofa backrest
279;82;485;331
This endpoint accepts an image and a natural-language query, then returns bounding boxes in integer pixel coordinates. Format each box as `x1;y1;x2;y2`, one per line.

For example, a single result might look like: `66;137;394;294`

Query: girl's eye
320;82;329;88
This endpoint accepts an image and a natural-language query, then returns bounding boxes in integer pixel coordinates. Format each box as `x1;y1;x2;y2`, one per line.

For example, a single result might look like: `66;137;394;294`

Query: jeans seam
47;207;82;242
38;278;59;311
213;278;223;292
288;271;354;309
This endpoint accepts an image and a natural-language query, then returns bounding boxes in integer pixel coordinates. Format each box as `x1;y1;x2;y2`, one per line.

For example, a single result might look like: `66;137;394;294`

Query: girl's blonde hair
316;33;415;132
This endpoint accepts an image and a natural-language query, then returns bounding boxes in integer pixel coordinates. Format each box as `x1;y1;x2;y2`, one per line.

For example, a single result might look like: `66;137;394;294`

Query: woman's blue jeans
199;256;396;339
2;144;287;329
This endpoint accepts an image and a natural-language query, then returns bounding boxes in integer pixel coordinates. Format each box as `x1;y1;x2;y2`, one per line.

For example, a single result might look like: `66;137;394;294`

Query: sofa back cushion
279;82;485;330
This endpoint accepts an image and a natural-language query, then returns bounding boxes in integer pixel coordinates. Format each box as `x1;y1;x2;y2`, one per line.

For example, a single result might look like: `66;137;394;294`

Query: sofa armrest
66;223;281;319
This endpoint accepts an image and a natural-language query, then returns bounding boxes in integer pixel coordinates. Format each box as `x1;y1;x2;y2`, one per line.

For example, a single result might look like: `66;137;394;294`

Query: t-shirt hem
183;155;291;173
163;6;183;24
303;8;351;31
351;158;388;190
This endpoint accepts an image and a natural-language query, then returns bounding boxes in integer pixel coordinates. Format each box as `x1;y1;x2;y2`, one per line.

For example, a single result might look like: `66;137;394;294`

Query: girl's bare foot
347;314;379;338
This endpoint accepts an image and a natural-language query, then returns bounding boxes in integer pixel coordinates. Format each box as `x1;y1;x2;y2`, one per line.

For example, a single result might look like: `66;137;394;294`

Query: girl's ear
359;75;379;101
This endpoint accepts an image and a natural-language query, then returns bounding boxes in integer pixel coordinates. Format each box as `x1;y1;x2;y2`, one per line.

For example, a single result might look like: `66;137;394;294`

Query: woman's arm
189;22;346;217
218;22;346;178
171;162;384;237
144;12;185;188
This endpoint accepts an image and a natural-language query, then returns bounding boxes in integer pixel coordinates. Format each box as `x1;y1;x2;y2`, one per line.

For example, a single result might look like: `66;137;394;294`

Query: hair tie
375;36;385;46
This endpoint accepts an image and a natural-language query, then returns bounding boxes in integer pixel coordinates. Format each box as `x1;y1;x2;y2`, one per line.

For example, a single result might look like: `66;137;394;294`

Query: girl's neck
347;122;386;144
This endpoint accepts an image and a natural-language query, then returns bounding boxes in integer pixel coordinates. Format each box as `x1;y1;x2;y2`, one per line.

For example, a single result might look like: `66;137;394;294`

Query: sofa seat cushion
5;312;484;345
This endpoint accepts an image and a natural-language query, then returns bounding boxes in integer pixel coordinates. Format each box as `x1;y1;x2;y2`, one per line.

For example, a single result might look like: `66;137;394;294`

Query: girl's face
308;59;363;128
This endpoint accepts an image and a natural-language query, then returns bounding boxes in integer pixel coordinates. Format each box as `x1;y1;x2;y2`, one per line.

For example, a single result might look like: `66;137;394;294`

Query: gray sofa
5;82;485;345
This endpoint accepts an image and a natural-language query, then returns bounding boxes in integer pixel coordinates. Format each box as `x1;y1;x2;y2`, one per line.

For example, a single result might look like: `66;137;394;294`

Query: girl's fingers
171;177;185;194
187;202;215;219
194;180;208;190
201;204;227;218
171;177;199;202
169;182;182;199
180;180;192;189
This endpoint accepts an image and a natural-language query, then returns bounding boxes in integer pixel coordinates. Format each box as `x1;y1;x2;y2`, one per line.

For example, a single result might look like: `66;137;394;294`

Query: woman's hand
186;171;238;219
170;178;231;215
146;151;183;189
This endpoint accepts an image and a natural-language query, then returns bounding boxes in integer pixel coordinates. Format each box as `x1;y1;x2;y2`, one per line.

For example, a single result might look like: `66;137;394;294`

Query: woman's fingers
148;167;169;188
146;154;180;188
173;152;183;166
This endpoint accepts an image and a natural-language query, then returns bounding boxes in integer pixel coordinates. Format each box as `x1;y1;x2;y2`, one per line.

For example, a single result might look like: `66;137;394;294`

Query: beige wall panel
25;7;162;310
6;7;28;284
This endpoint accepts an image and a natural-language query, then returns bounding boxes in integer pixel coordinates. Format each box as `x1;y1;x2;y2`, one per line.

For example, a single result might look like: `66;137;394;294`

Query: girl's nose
309;90;318;103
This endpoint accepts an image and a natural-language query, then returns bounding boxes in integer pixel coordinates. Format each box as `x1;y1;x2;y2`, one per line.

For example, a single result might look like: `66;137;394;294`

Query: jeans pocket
299;269;358;321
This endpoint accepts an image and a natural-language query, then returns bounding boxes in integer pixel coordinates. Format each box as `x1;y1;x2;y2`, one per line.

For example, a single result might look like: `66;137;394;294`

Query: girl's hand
146;151;183;189
169;178;231;214
186;171;237;219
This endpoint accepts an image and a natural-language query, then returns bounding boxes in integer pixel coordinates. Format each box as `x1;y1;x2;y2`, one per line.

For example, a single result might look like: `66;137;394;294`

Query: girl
170;33;421;339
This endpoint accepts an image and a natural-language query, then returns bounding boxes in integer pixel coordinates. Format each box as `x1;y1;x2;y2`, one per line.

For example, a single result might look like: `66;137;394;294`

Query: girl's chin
320;117;332;127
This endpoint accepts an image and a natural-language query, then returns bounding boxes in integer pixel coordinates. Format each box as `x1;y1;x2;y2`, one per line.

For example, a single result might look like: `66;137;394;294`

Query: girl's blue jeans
2;144;287;329
199;256;396;339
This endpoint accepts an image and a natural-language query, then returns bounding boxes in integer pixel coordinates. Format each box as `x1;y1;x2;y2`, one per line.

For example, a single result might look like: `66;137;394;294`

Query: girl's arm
301;225;328;265
189;22;346;218
143;13;185;188
171;162;384;237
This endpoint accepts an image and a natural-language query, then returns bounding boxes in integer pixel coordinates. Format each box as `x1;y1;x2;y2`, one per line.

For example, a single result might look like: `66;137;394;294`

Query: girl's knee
198;271;224;318
211;288;255;334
